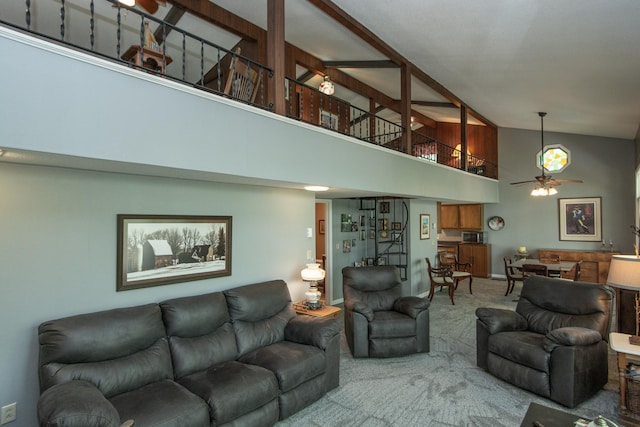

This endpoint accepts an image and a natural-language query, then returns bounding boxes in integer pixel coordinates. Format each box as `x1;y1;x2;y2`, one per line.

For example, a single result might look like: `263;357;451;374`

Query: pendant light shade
318;76;335;95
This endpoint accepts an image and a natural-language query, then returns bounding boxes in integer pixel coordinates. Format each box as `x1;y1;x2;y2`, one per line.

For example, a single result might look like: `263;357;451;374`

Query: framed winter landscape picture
117;214;232;291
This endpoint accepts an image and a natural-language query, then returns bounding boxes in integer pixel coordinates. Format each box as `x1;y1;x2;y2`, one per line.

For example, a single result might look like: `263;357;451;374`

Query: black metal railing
1;0;272;109
1;0;497;179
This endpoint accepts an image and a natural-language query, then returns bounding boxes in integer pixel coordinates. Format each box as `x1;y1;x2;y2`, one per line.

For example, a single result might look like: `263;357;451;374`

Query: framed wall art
117;214;232;291
320;109;339;130
420;214;430;240
558;197;602;242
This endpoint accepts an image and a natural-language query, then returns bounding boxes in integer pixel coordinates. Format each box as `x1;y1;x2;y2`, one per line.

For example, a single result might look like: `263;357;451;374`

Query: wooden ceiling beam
168;0;262;41
167;0;438;128
411;100;457;108
307;0;497;129
323;60;398;69
153;6;185;44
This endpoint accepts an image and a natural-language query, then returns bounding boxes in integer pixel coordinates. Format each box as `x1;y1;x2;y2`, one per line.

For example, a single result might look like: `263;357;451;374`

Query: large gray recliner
475;275;613;408
342;266;430;358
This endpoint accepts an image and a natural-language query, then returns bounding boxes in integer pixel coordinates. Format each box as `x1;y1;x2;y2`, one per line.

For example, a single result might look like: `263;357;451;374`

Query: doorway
315;200;331;303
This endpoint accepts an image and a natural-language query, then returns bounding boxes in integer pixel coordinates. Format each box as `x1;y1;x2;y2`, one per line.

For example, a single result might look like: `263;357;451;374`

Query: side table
293;300;341;318
610;332;640;426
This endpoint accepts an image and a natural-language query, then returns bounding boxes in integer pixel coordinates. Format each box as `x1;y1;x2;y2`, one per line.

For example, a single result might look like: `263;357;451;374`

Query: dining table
508;258;577;275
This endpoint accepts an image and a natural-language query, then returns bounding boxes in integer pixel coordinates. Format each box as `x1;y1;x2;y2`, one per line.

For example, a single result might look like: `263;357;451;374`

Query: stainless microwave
461;231;486;243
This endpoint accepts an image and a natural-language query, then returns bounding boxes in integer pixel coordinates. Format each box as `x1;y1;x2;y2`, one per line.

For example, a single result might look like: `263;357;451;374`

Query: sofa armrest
344;299;374;321
475;307;527;335
285;315;341;350
38;380;121;427
543;326;602;352
393;296;429;319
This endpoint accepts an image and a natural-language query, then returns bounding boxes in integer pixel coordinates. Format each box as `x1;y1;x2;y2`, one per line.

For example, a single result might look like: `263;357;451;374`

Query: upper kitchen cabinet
439;204;484;230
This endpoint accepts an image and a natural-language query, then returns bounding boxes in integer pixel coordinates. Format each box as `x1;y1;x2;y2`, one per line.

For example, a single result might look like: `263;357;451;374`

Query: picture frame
379;201;390;213
320;109;339;130
318;219;325;234
392;222;401;231
558;197;602;241
420;214;430;240
391;232;403;245
117;214;232;291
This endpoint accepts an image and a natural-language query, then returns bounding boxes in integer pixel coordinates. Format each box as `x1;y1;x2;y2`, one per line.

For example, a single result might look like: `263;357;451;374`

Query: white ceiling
212;0;640;140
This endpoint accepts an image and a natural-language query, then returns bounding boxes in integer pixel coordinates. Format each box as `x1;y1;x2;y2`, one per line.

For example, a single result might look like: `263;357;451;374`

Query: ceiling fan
118;0;166;14
510;112;583;195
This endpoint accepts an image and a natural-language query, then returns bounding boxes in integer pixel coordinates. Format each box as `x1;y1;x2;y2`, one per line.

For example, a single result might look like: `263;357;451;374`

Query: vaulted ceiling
5;0;640;140
189;0;640;140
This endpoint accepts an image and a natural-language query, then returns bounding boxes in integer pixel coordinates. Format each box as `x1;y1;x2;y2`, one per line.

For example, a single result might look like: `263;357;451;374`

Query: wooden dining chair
540;253;561;277
224;47;262;103
560;260;582;281
503;256;524;296
438;252;473;294
522;263;548;277
426;257;456;305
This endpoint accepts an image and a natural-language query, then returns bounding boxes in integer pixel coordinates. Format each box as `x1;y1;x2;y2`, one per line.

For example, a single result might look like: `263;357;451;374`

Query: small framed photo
392;222;401;231
377;257;386;266
558;197;602;241
320;109;339;130
380;201;390;213
360;215;366;226
360;229;366;240
369;229;376;239
379;218;389;230
366;257;375;266
420;214;430;240
391;232;403;245
318;219;325;234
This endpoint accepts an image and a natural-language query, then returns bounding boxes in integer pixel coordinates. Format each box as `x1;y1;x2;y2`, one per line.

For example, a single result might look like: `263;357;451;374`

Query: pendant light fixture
318;75;335;95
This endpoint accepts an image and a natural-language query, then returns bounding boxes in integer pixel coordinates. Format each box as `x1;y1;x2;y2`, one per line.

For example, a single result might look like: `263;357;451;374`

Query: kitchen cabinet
439;204;483;230
458;243;491;278
439;205;459;229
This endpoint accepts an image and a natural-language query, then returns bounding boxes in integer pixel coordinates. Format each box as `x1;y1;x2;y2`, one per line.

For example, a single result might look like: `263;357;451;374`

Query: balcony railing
0;0;496;179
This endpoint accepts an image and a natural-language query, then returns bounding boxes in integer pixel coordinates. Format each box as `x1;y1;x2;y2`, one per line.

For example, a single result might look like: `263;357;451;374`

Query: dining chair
522;263;549;277
560;260;582;281
503;256;524;296
426;257;456;305
540;253;561;278
224;47;262;103
438;252;473;294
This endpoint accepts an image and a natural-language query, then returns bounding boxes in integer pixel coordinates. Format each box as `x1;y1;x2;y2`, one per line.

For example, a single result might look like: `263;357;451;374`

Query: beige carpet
277;277;620;427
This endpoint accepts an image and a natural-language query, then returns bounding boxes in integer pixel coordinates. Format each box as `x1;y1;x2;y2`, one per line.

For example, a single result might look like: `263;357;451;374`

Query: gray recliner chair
475;275;613;408
342;266;430;358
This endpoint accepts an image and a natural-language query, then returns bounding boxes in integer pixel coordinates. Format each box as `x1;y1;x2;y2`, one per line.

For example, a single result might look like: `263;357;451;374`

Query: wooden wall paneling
267;0;285;114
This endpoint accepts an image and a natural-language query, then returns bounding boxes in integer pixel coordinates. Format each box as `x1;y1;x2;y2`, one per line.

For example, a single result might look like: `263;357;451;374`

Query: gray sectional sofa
37;280;341;427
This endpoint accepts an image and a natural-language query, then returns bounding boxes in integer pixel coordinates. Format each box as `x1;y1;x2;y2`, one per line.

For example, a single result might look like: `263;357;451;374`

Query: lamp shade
301;263;325;282
607;255;640;290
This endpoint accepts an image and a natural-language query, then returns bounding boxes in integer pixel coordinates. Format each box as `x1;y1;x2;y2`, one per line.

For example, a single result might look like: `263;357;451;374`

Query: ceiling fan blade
510;180;538;185
137;0;159;14
552;178;583;183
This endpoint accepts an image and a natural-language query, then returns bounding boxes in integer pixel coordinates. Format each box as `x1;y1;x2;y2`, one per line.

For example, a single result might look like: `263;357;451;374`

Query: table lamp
607;255;640;344
301;263;325;310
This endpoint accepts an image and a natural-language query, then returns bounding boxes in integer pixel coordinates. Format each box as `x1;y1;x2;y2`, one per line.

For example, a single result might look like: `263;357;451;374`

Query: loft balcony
0;0;498;182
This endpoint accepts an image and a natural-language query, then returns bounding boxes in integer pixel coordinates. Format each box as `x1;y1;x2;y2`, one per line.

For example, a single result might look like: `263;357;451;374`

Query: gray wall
485;127;635;276
0;163;315;427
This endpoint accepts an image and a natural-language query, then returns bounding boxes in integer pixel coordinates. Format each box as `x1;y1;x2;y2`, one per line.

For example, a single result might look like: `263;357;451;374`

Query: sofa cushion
517;276;613;337
110;379;210;427
178;360;278;425
368;311;416;338
488;331;550;373
239;341;326;393
160;292;238;378
224;280;296;356
38;304;173;395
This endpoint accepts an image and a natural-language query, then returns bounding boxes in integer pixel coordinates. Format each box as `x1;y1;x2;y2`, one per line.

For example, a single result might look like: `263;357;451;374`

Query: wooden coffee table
293;300;341;318
519;402;587;427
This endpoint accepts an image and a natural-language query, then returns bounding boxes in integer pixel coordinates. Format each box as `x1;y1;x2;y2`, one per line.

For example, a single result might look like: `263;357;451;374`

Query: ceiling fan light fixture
531;186;558;197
